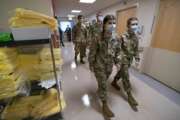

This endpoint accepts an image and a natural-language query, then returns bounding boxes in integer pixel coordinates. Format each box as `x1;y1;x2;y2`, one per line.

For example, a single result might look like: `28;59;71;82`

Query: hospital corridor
60;42;180;120
0;0;180;120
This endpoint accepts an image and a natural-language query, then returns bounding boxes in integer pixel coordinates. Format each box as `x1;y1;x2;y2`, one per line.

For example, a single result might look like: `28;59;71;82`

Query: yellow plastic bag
2;89;66;120
9;17;47;28
0;48;17;61
40;48;62;61
18;54;40;80
10;8;58;31
0;71;25;100
0;63;17;75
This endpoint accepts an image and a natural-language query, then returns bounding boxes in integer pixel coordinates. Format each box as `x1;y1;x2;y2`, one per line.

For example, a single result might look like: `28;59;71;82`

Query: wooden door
151;0;180;53
117;6;137;35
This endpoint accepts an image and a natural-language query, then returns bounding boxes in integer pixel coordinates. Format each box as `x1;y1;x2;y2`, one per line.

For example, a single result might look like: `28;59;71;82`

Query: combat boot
80;58;85;64
111;79;121;91
74;56;77;63
102;101;114;118
127;92;138;111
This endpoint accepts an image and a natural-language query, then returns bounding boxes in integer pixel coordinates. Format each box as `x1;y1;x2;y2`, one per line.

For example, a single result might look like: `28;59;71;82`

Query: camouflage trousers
74;42;87;59
114;64;132;93
94;64;113;101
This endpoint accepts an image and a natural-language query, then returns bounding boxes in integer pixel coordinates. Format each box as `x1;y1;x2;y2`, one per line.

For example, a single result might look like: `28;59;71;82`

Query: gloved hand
116;64;121;71
135;61;139;68
72;40;75;44
135;57;140;62
90;66;94;72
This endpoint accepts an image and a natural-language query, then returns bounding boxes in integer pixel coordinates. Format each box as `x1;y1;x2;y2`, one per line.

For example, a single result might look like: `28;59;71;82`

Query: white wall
144;48;180;91
0;0;53;32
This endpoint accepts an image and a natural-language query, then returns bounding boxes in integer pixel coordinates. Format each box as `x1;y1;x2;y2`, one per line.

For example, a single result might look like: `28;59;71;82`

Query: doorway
116;6;137;35
151;0;180;53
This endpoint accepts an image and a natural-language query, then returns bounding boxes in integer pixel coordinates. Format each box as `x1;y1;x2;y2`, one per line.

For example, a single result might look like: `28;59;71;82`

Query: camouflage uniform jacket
91;22;102;37
72;22;87;44
86;26;92;46
89;34;121;71
114;31;139;65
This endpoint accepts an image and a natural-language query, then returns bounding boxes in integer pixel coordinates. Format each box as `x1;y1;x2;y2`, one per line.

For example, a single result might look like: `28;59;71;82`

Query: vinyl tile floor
60;43;180;120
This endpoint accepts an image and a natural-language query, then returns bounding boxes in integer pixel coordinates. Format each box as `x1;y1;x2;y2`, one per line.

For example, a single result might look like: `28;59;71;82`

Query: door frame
116;4;138;19
151;0;161;47
116;5;137;13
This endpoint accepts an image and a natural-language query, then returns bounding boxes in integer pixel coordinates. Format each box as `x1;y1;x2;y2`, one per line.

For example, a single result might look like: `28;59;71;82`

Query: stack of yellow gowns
39;47;63;81
0;48;18;74
9;8;58;31
18;54;40;81
0;48;24;100
17;47;63;81
2;88;66;120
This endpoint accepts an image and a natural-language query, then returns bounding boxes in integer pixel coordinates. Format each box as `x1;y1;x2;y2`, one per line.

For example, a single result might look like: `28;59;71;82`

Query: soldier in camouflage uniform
91;13;103;37
85;21;92;47
72;15;87;64
88;15;120;118
112;17;140;111
87;13;103;48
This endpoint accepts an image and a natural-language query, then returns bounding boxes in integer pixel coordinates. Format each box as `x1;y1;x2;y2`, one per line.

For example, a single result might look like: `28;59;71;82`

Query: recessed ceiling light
80;0;96;4
71;10;82;13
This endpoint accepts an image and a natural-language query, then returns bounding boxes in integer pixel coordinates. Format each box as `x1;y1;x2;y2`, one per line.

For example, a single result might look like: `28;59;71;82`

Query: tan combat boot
127;92;138;111
74;56;78;64
111;79;121;91
102;101;115;118
80;58;85;64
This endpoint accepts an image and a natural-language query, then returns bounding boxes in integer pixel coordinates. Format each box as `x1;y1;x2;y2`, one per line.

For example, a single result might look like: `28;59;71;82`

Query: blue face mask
130;20;139;34
131;25;138;32
107;24;116;32
107;24;117;39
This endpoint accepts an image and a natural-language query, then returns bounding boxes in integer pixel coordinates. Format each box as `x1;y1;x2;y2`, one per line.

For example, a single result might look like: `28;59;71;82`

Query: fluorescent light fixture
68;14;75;18
71;10;81;13
80;0;96;3
68;15;75;20
68;17;73;20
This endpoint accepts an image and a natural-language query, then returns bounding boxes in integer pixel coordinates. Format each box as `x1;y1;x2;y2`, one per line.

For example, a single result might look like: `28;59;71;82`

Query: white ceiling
54;0;122;18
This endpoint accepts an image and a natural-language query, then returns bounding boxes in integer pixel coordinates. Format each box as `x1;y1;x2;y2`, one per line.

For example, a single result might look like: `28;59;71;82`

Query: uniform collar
104;31;112;39
127;29;136;36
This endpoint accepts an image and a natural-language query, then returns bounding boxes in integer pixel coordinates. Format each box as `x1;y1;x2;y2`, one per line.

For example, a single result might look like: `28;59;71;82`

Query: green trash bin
0;33;12;42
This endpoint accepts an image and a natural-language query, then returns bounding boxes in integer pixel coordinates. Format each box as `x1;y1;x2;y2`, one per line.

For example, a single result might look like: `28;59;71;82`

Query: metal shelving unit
0;39;49;47
0;38;63;120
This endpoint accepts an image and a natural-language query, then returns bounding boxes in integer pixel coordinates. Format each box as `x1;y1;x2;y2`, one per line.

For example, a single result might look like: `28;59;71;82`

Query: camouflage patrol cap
78;15;84;20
